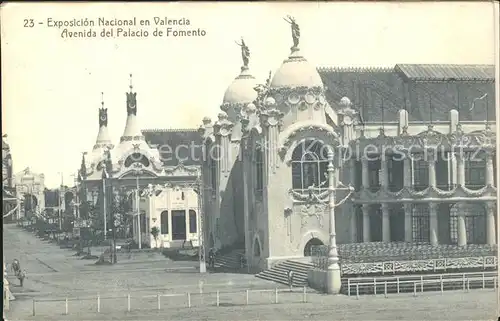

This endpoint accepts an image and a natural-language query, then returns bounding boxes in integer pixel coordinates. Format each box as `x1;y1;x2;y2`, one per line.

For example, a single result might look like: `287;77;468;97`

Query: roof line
142;128;199;133
318;66;394;73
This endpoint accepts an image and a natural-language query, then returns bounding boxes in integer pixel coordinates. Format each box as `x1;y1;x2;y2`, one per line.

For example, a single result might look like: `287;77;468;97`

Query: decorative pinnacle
101;92;104;108
129;73;133;92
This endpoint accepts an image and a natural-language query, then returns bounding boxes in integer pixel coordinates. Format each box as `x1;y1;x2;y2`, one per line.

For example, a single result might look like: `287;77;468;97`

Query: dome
270;49;323;89
222;68;258;105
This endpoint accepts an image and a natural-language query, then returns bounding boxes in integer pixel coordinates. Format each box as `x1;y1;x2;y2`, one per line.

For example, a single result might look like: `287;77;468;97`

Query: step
257;270;307;284
256;274;307;287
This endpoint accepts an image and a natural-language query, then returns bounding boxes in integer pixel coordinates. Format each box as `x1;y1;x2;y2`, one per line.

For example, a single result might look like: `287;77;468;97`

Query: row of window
355;204;490;244
206;139;496;194
158;210;197;234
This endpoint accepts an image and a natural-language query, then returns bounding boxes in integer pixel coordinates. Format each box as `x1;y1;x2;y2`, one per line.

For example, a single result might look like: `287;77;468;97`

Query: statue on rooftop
235;38;250;69
284;15;300;50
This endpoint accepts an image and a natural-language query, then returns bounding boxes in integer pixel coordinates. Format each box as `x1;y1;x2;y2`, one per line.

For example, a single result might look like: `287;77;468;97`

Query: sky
1;1;497;188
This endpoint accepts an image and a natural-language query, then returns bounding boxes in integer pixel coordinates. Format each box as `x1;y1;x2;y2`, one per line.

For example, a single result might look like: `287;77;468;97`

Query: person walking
18;269;26;287
287;270;294;290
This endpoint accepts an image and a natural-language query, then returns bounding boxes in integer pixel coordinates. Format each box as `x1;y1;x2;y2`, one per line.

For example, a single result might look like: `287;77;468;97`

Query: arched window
255;143;264;197
210;145;218;195
160;211;169;234
291;139;329;191
124;153;150;168
189;210;197;233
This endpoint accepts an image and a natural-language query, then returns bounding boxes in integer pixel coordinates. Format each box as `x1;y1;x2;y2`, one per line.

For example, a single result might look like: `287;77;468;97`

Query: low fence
346;274;498;298
30;287;309;317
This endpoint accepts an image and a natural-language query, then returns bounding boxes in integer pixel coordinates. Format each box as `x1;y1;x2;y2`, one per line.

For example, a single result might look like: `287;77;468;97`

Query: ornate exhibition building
198;21;497;273
72;20;496;277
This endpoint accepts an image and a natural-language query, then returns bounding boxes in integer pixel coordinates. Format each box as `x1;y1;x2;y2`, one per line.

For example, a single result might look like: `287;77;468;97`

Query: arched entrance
23;194;38;217
303;237;324;256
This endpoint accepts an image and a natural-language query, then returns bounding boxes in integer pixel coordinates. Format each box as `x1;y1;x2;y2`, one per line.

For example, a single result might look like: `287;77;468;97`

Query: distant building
78;79;203;248
2;135;16;221
13;167;46;220
198;29;496;270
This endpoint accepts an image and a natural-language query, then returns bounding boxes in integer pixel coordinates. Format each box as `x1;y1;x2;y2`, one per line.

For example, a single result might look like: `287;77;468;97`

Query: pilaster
455;152;465;187
362;204;370;242
457;203;467;246
213;112;235;180
486;150;495;187
260;108;284;175
361;157;369;189
381;203;390;242
380;157;388;189
486;201;496;245
403;156;412;188
429;202;438;246
427;150;437;188
350;205;357;243
404;203;412;242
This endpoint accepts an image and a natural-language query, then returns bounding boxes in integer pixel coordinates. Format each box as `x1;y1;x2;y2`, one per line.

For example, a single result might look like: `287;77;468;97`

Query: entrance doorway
171;210;186;240
303;237;324;256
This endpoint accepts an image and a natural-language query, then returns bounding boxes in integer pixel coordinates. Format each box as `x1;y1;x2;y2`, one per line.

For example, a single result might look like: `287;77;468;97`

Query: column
457;203;467;246
427;150;436;188
362;204;370;242
403;155;412;188
486;150;495;187
168;210;172;241
381;203;390;242
349;158;356;187
456;152;465;187
429;203;438;246
404;203;412;242
185;209;190;241
380;157;388;189
486;201;496;245
361;157;369;189
350;206;357;243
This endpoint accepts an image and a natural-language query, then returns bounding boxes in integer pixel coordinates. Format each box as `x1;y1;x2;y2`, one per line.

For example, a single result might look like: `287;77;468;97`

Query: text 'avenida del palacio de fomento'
47;17;207;38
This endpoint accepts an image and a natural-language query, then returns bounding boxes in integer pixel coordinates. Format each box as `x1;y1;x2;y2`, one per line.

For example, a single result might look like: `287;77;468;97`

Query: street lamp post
326;149;354;294
103;175;107;241
58;172;64;231
133;169;142;250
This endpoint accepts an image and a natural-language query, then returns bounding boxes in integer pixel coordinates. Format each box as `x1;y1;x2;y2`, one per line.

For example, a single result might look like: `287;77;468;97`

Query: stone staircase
213;249;246;270
255;260;313;287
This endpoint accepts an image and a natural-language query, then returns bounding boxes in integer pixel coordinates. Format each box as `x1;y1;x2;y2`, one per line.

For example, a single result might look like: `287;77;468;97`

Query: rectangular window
189;210;197;233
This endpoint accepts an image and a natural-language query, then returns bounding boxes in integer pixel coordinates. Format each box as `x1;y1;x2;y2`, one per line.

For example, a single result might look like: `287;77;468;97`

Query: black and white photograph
2;2;499;320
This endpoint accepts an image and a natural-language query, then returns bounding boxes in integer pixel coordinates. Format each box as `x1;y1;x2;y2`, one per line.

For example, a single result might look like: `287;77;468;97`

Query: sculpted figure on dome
235;37;250;69
253;71;273;110
284;15;300;49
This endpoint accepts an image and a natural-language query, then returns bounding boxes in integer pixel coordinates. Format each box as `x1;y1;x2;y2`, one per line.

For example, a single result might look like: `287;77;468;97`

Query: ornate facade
2;135;17;221
13;167;46;220
78;78;203;248
199;19;497;270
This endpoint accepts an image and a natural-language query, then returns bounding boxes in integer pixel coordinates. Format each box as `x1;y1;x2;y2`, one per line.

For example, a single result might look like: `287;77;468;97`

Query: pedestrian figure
287;270;294;290
18;269;26;287
208;248;215;269
240;254;246;269
11;259;20;276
